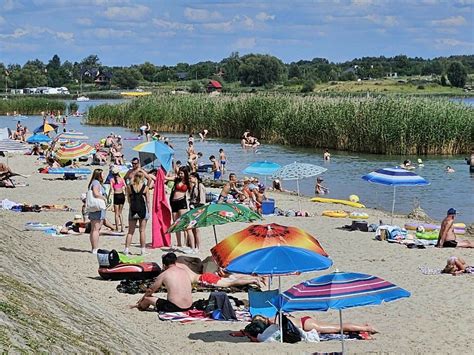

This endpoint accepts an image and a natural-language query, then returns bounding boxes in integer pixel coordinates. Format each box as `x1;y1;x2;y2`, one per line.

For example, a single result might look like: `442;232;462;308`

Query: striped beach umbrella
133;141;174;173
55;142;95;161
56;131;89;142
279;271;410;353
211;223;328;268
362;167;429;223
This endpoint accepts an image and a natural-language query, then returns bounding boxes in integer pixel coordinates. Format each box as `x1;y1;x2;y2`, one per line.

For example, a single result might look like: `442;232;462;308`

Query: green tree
440;75;447;86
288;63;302;79
189;81;202;93
138;62;158;82
221;52;241;83
447;61;467;88
112;68;143;89
238;54;285;86
301;80;315;93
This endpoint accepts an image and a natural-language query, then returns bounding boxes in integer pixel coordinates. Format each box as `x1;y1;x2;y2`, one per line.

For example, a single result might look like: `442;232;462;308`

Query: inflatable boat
98;262;161;281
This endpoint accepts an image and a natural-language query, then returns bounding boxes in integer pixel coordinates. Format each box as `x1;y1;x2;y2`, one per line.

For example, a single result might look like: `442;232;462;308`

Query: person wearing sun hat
436;208;474;248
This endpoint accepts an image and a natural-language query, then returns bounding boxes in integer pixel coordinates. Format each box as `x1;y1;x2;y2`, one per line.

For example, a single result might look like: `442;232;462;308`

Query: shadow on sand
188;330;249;343
59;246;90;253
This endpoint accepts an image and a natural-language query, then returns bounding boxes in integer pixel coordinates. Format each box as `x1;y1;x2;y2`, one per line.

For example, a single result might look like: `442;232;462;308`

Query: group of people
241;129;260;148
11;121;28;142
216;173;267;213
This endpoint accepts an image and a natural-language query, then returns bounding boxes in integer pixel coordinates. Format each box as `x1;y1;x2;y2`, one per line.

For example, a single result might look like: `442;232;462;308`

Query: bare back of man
437;211;474;248
135;264;193;312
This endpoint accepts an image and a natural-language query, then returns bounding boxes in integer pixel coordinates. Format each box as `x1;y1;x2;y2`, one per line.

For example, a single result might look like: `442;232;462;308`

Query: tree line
0;53;472;90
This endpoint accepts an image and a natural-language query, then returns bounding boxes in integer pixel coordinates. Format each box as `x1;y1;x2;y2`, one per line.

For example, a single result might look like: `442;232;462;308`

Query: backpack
130;184;146;219
281;314;302;343
244;319;269;337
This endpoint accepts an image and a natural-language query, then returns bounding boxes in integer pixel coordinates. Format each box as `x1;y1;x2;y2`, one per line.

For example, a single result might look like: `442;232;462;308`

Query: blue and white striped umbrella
278;271;410;353
362;167;429;223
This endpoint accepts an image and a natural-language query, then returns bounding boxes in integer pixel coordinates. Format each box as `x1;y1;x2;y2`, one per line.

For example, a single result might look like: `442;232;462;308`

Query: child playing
219;148;227;173
209;155;221;180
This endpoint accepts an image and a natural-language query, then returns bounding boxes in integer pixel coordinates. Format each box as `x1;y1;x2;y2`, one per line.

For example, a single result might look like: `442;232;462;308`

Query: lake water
1;98;472;223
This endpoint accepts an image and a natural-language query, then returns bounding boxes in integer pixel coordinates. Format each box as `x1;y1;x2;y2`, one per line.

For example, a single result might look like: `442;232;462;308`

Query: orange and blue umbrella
279;271;410;352
211;223;328;268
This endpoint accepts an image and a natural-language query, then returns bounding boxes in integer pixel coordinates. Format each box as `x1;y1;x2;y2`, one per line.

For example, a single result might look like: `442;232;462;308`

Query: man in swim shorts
133;253;193;312
436;208;474;248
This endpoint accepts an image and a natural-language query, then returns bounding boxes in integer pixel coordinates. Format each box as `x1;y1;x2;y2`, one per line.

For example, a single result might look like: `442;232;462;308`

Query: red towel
151;167;172;248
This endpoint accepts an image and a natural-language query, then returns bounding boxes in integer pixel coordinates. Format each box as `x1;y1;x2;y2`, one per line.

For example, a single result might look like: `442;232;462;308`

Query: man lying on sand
132;252;193;312
436;208;474;248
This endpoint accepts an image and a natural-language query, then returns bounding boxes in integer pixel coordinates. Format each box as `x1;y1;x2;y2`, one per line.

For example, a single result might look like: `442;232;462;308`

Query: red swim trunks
199;272;221;286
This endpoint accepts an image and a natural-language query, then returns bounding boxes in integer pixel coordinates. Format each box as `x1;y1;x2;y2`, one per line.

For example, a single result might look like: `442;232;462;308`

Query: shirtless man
436;208;474;248
218;173;245;202
175;261;265;288
133;253;193;312
124;157;154;187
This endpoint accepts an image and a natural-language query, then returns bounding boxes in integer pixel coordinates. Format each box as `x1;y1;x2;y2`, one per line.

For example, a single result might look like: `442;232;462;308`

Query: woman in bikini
108;166;126;232
253;315;377;334
169;166;191;248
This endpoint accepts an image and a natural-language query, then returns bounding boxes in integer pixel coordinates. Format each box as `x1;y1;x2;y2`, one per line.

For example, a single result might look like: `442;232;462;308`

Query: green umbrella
167;203;263;244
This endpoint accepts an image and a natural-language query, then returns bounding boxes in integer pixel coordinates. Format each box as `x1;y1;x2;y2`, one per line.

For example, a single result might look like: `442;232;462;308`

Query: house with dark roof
176;72;189;80
81;68;112;86
207;80;222;93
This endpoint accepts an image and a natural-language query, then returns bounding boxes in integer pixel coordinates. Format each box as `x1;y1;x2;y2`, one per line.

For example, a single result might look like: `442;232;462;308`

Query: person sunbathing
59;215;123;235
176;261;266;288
253;314;378;334
442;256;473;275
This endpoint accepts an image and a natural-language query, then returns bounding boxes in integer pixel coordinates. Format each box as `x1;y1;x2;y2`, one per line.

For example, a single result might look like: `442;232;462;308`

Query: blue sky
0;0;473;66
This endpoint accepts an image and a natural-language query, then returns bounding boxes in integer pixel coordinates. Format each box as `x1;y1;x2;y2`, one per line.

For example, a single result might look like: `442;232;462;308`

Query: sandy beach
1;153;473;354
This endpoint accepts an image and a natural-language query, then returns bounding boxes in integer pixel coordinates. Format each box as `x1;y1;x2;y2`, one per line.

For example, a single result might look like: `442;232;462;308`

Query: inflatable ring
416;231;439;240
349;212;369;219
405;222;466;235
25;222;55;231
322;210;349;218
310;197;366;208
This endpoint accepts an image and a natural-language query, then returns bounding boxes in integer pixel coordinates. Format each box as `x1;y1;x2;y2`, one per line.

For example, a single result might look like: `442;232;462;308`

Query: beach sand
1;154;473;353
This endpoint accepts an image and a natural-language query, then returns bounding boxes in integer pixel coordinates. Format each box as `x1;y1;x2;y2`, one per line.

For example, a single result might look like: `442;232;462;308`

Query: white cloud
152;18;194;31
184;8;222;21
365;15;398;27
76;17;92;26
431;16;466;27
233;37;256;49
256;12;275;21
351;0;375;5
87;28;133;39
0;26;74;42
203;21;234;32
435;38;472;47
242;16;255;29
104;5;149;21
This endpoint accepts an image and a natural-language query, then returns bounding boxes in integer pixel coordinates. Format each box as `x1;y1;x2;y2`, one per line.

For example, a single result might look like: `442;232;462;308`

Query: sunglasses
132;162;139;165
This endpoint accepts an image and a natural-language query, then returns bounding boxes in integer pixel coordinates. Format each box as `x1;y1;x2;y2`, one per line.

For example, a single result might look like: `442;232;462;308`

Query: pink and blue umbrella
279;271;410;353
362;167;429;223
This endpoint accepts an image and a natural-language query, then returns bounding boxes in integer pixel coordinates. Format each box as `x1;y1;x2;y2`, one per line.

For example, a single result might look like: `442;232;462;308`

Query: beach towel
158;310;251;323
151;167;172;248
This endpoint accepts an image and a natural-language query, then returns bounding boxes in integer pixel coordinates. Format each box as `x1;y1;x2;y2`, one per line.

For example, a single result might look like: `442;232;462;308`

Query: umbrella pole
212;225;218;245
339;309;345;354
279;275;283;343
391;186;396;225
296;178;302;212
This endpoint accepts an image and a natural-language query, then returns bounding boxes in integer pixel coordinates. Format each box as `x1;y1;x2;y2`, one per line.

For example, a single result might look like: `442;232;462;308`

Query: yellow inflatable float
311;197;366;208
322;210;349;218
349;212;369;219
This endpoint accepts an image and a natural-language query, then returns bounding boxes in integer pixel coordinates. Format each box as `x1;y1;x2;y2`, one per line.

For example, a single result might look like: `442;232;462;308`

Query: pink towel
151;167;172;248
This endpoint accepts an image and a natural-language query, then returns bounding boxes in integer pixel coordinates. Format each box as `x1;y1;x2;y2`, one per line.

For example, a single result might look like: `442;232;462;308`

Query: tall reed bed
87;94;473;155
0;97;67;115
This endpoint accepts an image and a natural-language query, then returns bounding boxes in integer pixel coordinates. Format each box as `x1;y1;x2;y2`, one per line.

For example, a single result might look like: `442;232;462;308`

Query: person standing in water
323;149;331;161
219;148;227;173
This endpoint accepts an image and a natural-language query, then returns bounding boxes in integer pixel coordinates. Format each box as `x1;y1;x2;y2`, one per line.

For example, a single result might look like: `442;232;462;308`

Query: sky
0;0;473;66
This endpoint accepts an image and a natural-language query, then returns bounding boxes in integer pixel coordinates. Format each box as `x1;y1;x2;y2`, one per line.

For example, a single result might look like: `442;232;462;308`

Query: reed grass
0;97;67;115
86;93;473;155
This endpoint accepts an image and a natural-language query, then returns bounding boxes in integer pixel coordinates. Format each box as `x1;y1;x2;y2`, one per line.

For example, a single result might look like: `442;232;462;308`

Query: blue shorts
89;209;106;221
220;160;226;166
213;171;222;180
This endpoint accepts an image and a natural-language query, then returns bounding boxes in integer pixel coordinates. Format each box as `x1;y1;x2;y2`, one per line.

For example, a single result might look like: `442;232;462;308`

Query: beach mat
159;310;251;323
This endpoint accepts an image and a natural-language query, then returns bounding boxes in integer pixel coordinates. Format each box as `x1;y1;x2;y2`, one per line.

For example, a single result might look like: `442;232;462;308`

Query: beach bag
130;184;146;219
281;314;302;343
97;249;120;268
86;189;106;212
244;319;269;337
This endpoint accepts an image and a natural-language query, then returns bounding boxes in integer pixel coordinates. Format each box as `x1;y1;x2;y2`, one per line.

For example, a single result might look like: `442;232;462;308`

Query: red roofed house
207;80;223;93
